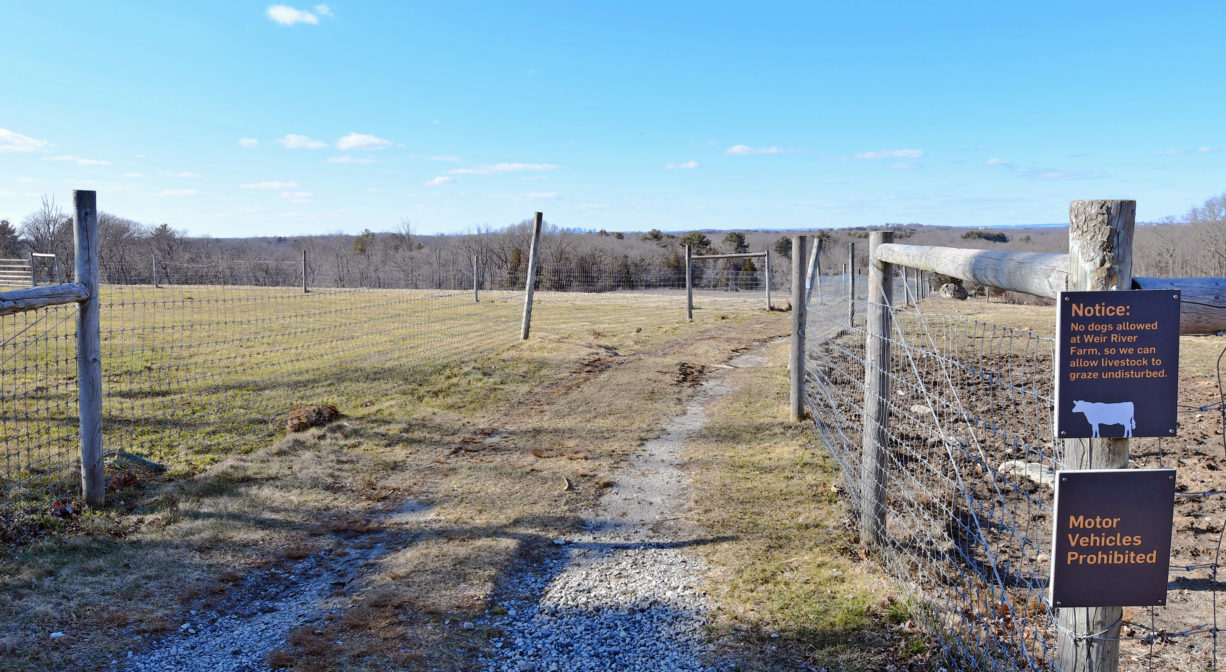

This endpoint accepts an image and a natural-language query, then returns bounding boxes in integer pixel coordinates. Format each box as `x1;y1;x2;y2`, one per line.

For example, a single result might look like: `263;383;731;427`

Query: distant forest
1;193;1223;293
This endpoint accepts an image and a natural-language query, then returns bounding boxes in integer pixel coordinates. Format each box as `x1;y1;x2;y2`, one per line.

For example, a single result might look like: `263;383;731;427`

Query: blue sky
1;2;1224;237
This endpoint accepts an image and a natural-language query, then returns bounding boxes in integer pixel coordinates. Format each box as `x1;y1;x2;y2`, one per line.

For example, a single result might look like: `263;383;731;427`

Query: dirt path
478;345;772;671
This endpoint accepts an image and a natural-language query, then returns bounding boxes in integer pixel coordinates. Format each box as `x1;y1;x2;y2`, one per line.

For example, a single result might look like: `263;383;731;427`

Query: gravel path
478;348;768;672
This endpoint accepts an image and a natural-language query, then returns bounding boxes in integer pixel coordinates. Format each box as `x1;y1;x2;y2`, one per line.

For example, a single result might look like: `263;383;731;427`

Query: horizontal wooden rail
0;282;90;316
692;252;766;260
873;243;1226;335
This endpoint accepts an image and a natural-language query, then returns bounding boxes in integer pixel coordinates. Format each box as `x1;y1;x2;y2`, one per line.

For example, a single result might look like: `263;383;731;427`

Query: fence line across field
798;199;1226;672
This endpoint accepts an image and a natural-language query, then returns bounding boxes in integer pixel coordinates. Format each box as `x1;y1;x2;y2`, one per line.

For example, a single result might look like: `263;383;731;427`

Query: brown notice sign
1055;290;1180;439
1050;469;1175;608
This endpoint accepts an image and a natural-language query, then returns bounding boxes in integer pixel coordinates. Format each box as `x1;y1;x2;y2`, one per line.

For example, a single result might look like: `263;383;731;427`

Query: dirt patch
674;362;707;387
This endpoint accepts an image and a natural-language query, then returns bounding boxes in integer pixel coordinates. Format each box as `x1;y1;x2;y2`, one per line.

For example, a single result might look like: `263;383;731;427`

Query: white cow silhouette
1072;400;1136;438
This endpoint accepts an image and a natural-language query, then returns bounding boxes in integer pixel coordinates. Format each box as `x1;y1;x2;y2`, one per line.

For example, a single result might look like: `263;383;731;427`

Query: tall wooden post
860;232;894;544
790;236;807;422
764;250;771;310
520;212;543;340
473;255;479;303
685;245;693;321
848;243;856;327
152;255;159;288
806;236;821;306
29;253;37;287
1056;200;1135;672
74;190;104;508
302;250;308;293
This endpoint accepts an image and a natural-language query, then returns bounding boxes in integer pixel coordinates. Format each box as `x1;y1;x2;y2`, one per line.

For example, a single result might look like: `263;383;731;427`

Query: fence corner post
860;231;893;544
790;235;807;422
764;249;772;310
1055;199;1135;672
520;212;543;340
848;243;856;327
685;244;693;321
74;190;104;508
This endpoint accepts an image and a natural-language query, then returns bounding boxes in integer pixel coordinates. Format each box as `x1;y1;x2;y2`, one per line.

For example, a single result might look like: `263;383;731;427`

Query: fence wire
805;271;1226;671
0;258;775;504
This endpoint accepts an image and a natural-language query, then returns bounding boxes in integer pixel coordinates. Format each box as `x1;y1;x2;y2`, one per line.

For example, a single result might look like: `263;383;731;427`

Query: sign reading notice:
1050;469;1175;607
1055;290;1180;439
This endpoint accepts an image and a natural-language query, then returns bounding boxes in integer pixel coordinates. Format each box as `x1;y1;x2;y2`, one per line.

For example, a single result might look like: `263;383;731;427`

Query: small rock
462;621;475;631
552;539;566;545
49;632;65;639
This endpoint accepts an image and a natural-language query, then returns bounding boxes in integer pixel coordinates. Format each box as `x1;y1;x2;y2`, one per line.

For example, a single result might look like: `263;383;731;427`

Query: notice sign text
1055;290;1180;439
1050;469;1175;607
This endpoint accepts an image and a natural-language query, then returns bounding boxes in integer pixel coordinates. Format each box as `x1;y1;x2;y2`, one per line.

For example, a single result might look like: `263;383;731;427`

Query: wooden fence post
860;232;894;544
74;190;103;508
764;249;771;310
685;245;693;321
152;255;159;288
1055;199;1136;672
520;212;543;340
473;255;479;303
302;250;308;293
848;243;856;327
29;253;37;287
790;235;807;422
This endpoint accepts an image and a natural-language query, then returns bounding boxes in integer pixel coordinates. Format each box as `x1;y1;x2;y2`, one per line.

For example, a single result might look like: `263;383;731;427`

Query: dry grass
684;338;936;671
0;298;789;670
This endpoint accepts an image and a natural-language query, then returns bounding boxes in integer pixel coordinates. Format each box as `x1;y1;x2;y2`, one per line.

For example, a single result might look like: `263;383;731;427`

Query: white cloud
242;181;300;189
1153;149;1182;156
239;138;260;148
267;5;319;25
336;132;391;150
156;189;202;197
123;172;143;178
167;171;202;178
279;191;312;199
890;162;922;170
314;4;333;17
985;157;1011;166
1197;146;1218;153
665;160;699;170
448;162;557;175
326;155;377;164
46;155;110;165
0;188;14;197
277;134;328;149
0;128;47;153
855;149;924;160
724;144;792;156
426;155;462;162
425;176;454;186
528;192;558;199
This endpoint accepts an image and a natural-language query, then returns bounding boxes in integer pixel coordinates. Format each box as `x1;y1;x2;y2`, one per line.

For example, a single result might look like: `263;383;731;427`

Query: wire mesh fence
804;271;1226;671
0;258;778;504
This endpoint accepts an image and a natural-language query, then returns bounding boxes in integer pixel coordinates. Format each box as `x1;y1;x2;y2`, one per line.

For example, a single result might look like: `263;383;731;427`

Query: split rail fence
799;200;1226;671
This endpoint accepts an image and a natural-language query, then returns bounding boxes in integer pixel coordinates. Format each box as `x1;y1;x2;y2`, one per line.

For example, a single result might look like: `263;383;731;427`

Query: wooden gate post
74;190;104;508
1055;200;1135;672
848;243;856;327
764;250;771;310
790;236;807;422
685;245;693;321
519;212;543;339
860;232;894;544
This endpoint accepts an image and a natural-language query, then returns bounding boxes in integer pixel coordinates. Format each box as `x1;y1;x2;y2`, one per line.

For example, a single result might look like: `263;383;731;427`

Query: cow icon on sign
1071;400;1136;438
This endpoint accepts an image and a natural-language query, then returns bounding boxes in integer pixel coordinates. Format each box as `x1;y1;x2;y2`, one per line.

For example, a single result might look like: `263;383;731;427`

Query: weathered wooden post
473;255;479;302
152;255;159;288
302;250;308;293
764;250;772;310
860;232;894;544
806;236;822;306
685;244;693;321
790;236;807;422
74;190;104;508
848;243;856;327
1055;199;1135;672
520;212;543;339
29;253;37;287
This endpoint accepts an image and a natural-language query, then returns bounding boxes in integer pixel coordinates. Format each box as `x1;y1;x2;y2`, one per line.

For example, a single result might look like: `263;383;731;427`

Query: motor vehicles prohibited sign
1055;290;1180;439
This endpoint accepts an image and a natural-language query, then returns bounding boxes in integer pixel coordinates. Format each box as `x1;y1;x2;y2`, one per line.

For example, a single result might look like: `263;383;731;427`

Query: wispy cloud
166;171;202;178
985;157;1108;181
890;162;922;170
267;5;322;25
724;145;792;156
336;132;391;151
156;189;203;197
242;181;300;189
123;173;143;178
665;161;699;169
425;176;454;186
314;4;333;17
326;155;377;164
855;149;924;160
46;155;110;166
277;134;328;149
447;162;557;175
985;157;1011;166
0;128;47;153
279;190;312;199
238;138;260;148
1156;146;1218;155
425;155;463;163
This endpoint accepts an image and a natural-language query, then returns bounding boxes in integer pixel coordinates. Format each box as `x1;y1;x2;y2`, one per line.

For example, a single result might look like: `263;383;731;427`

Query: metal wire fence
0;261;777;504
804;271;1226;670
